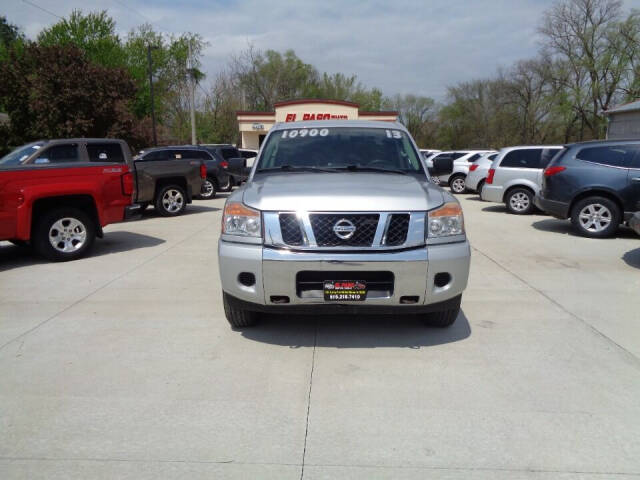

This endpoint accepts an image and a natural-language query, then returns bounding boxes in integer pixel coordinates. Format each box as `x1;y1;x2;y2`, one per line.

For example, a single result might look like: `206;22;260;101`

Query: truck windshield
0;142;46;166
257;127;424;173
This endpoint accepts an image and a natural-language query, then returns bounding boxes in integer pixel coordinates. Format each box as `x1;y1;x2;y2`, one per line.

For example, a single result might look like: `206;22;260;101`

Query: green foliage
0;43;149;150
37;10;125;68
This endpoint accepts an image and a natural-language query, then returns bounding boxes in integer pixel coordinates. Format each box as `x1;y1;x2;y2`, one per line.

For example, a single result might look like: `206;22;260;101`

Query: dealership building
236;99;398;149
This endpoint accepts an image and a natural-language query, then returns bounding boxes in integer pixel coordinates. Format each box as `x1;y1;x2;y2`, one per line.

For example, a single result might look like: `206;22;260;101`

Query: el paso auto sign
285;113;349;122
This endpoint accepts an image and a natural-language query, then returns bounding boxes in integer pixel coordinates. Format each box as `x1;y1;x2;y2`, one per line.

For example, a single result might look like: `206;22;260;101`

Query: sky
4;0;636;101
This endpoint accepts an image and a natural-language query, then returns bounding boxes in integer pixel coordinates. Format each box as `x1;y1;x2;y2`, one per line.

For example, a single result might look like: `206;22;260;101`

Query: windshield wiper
336;165;409;175
256;165;338;173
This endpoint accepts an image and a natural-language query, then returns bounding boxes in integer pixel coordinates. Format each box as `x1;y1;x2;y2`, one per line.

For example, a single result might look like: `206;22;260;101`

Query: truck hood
242;172;445;211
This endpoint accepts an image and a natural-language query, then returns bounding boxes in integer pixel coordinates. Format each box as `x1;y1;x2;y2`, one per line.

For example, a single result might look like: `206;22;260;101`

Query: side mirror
431;157;453;176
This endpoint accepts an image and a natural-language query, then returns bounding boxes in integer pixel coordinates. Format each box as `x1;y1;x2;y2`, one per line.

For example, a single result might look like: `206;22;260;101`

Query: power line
21;0;63;20
111;0;172;34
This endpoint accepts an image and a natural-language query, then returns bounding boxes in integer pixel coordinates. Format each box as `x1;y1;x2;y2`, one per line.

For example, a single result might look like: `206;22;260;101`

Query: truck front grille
384;214;410;246
279;213;304;245
310;213;379;247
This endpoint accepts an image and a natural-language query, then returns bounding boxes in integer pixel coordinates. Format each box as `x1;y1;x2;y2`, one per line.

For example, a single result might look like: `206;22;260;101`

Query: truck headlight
427;202;464;238
222;202;262;237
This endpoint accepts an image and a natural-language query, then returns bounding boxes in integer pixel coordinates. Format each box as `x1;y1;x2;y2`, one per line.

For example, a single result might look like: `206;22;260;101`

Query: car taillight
544;166;566;177
469;164;479;171
220;161;229;169
121;172;134;196
200;164;207;179
486;168;495;184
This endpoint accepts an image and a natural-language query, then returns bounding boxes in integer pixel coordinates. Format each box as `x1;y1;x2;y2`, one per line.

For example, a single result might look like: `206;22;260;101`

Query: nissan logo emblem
333;219;357;240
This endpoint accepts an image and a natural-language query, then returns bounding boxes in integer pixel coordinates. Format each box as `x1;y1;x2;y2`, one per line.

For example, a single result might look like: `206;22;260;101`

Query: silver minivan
481;146;563;214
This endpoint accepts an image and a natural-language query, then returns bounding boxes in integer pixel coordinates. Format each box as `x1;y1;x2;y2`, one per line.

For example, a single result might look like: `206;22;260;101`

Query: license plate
323;280;367;301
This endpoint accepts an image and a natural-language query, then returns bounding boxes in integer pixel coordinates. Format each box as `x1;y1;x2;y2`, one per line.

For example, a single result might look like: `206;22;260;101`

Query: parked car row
0;138;253;261
432;140;640;238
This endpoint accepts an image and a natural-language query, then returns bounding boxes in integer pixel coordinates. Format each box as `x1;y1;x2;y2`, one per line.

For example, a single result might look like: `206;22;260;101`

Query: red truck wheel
33;208;96;261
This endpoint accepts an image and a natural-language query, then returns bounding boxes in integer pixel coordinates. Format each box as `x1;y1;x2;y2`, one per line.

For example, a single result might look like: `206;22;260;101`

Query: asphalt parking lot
1;193;639;479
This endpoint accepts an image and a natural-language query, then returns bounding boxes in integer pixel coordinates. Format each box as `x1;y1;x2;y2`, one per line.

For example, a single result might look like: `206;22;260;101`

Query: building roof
603;99;640;115
236;99;398;117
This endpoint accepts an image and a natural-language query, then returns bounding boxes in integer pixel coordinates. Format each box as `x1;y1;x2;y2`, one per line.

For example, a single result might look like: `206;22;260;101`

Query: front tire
33;207;96;261
155;185;187;217
449;175;466;194
570;196;620;238
424;295;461;328
223;292;259;328
505;187;534;215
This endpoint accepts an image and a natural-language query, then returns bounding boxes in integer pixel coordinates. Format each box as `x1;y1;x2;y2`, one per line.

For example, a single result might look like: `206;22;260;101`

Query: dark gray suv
536;140;640;238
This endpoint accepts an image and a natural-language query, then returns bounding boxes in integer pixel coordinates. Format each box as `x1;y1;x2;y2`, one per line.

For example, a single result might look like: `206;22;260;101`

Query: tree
0;44;148;149
232;47;318;110
384;94;438;147
37;10;125;68
539;0;640;138
0;16;25;62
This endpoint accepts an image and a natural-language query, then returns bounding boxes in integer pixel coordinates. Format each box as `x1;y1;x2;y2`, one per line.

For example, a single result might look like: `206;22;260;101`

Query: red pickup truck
0;139;141;261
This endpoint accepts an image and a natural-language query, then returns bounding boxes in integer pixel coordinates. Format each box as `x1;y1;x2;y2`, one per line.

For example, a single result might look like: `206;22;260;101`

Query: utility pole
188;40;197;145
147;44;158;146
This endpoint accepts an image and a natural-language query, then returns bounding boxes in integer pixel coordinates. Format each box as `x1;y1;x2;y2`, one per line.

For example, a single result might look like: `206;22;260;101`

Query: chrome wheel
162;189;184;213
450;177;466;193
201;179;215;198
48;217;87;253
509;192;530;212
578;203;612;233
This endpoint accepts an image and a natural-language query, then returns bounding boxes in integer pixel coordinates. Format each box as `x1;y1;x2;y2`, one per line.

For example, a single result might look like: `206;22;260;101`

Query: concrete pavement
0;193;638;479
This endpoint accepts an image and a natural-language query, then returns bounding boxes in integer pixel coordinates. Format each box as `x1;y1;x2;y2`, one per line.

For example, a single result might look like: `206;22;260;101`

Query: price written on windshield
281;128;329;139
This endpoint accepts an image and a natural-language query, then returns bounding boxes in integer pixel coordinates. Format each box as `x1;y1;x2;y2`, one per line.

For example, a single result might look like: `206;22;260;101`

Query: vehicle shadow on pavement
240;310;471;348
532;219;639;239
481;205;506;213
137;204;220;221
622;248;640;269
0;232;165;272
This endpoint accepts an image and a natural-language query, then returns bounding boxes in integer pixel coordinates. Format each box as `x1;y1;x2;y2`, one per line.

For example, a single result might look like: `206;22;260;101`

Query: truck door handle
632;177;640;182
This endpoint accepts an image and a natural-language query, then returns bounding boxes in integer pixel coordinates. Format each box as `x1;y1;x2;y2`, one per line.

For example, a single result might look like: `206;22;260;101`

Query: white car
420;149;441;168
481;145;563;214
433;150;497;193
465;152;499;194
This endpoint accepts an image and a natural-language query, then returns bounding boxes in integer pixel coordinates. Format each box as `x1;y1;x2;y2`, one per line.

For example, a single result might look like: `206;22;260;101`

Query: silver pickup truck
218;121;470;328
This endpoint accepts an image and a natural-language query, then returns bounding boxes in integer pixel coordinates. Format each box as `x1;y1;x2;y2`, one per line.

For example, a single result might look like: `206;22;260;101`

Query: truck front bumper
218;241;470;312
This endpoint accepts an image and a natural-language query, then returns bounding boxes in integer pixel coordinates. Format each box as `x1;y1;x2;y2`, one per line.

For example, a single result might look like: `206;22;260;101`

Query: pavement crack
472;245;640;367
300;319;318;480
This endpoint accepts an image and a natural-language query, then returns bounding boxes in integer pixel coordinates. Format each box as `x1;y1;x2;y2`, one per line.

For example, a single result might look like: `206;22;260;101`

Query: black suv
201;144;250;185
536;140;640;238
137;146;231;199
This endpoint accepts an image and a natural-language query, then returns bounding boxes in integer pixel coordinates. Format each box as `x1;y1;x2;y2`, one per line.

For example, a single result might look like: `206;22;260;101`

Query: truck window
258;127;423;173
139;150;167;161
175;149;211;160
0;142;45;166
221;148;240;159
34;144;79;164
87;143;125;163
